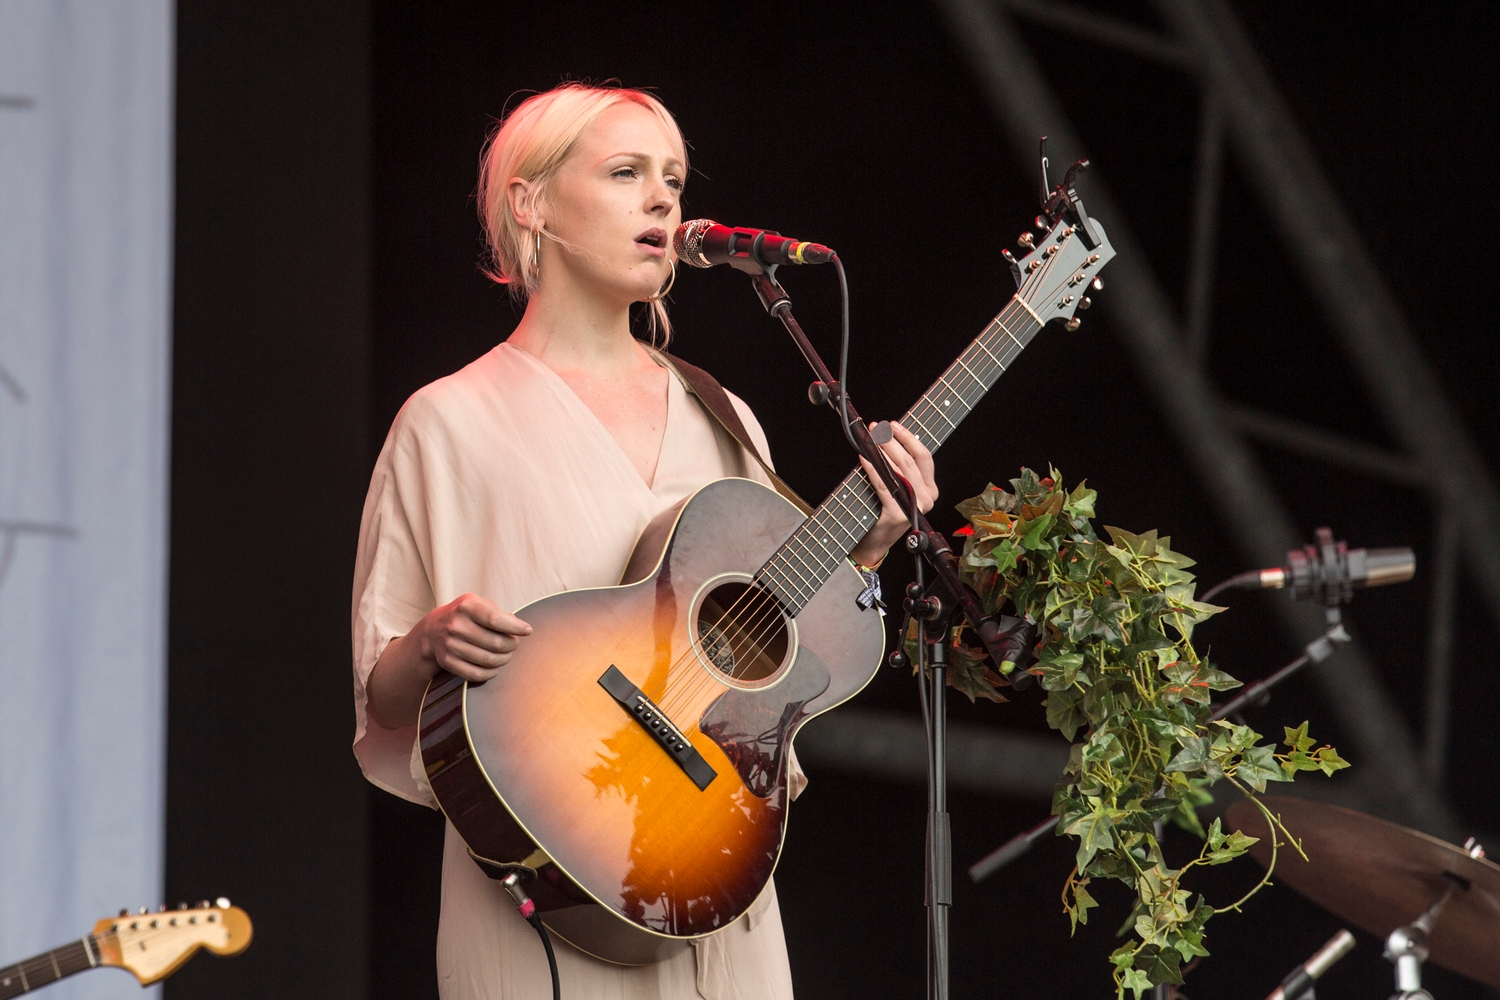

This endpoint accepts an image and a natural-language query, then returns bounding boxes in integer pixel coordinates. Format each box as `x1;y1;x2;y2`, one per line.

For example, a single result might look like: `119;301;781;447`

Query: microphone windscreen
1352;547;1416;588
673;219;716;268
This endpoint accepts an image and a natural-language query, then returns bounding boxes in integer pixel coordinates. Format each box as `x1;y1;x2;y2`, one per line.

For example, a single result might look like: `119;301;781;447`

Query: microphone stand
727;247;1031;1000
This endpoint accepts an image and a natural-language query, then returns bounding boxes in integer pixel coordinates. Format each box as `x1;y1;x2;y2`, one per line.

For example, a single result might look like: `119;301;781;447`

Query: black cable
1200;570;1261;604
526;912;560;1000
831;254;858;453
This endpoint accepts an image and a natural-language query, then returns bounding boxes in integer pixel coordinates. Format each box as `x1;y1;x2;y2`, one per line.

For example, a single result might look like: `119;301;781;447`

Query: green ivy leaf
1169;901;1214;961
954;483;1016;522
1046;686;1087;742
1105;525;1156;557
1280;750;1324;775
1019;512;1056;551
1136;944;1184;987
1139;797;1181;821
1283;721;1316;753
1037;650;1086;691
1069;595;1127;644
1201;816;1259;864
1068;878;1099;933
1064;808;1120;869
1315;746;1351;775
1120;967;1153;1000
1235;744;1292;792
1066;482;1098;519
1165;736;1223;780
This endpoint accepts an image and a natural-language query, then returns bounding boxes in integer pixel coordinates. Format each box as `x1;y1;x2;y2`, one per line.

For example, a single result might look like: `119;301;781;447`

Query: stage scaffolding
803;1;1492;841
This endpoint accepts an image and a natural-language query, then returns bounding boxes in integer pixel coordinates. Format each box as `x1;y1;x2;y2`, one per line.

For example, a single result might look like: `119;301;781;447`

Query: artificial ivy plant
911;468;1349;998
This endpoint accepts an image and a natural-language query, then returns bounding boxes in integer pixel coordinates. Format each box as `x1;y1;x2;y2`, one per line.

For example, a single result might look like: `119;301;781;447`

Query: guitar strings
652;245;1071;720
12;920;220;981
647;246;1073;722
642;243;1076;722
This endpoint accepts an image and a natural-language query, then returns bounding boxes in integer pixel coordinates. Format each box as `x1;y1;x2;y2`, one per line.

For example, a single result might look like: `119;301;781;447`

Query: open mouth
634;229;667;249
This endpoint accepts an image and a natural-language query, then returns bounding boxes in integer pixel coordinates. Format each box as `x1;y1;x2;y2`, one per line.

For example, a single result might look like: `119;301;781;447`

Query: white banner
0;2;173;997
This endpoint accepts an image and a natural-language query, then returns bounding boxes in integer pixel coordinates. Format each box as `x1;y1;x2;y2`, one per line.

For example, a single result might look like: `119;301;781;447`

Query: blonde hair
478;82;687;343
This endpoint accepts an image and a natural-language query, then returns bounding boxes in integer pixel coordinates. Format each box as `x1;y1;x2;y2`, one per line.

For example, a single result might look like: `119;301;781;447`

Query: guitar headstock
1005;139;1117;330
92;898;252;985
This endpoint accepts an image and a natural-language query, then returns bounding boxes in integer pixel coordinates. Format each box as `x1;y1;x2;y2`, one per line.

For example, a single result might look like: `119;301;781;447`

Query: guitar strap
652;349;813;516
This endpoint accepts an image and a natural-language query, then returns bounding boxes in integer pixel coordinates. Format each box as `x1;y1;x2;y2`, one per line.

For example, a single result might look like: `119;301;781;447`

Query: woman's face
538;102;685;306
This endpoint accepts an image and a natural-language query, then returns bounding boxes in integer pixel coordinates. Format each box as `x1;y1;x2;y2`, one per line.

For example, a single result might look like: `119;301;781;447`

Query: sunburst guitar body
420;478;884;965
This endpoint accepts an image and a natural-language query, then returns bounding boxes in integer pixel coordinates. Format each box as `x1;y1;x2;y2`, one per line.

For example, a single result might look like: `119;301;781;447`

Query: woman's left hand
849;421;938;569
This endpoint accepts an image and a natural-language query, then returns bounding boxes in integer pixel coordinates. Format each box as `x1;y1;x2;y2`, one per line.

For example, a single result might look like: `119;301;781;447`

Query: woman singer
351;81;938;999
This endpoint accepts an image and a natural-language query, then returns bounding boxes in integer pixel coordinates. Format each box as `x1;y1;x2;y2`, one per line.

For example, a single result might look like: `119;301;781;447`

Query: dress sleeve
351;398;442;807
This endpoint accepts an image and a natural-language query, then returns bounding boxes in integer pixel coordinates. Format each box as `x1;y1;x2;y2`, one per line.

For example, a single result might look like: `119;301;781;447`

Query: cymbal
1227;796;1500;989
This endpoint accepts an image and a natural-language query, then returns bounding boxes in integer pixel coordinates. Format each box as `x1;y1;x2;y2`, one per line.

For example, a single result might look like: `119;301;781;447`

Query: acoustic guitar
0;899;252;996
419;203;1116;964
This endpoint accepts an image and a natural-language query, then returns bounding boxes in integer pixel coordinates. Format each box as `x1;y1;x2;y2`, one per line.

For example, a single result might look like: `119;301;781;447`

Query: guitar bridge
598;665;717;791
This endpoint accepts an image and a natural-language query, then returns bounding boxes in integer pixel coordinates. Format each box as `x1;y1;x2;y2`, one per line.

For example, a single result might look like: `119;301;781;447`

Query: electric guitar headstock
92;898;252;985
1005;137;1117;330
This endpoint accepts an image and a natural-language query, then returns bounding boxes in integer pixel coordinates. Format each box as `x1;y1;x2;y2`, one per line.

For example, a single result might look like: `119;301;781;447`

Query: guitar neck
0;936;102;998
757;296;1044;613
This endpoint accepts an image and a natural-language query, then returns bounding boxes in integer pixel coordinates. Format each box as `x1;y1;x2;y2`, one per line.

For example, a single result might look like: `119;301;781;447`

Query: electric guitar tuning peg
1017;232;1035;250
1065;317;1082;332
1078;297;1092;310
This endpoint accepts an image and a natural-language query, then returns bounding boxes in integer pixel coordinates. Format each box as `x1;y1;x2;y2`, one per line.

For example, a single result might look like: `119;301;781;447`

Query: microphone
1203;527;1415;606
1263;929;1355;1000
672;219;834;271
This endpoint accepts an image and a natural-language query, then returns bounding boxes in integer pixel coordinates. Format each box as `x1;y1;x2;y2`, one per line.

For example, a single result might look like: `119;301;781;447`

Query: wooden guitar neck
756;294;1046;615
0;938;98;998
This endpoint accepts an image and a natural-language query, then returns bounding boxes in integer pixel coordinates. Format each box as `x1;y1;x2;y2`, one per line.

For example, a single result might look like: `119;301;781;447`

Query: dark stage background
165;2;1500;998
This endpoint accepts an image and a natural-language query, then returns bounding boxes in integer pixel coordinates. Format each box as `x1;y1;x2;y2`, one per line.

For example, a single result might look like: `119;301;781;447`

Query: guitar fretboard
0;937;99;998
756;296;1044;614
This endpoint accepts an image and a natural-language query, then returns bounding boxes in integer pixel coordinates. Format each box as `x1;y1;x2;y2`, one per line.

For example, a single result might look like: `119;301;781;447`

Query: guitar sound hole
695;581;789;684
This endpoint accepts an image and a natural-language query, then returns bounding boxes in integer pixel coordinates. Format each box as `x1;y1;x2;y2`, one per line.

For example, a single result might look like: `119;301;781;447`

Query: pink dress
351;342;803;999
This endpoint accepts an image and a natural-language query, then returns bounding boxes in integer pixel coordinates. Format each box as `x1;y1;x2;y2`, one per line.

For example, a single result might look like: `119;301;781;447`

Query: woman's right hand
411;593;532;683
367;593;531;728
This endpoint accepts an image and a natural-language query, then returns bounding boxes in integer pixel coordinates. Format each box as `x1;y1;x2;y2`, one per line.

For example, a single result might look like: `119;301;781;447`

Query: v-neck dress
352;342;802;1000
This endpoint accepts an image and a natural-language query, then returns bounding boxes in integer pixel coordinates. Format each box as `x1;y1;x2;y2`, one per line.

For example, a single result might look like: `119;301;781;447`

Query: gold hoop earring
647;260;677;302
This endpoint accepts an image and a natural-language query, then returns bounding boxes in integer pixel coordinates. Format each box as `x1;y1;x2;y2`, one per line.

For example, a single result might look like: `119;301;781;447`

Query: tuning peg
1065;317;1082;332
1078;296;1092;310
1091;276;1103;291
1017;232;1035;250
138;906;148;915
196;899;211;909
158;904;168;912
216;897;231;909
178;902;188;910
119;908;129;917
1001;248;1016;264
1034;215;1050;232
